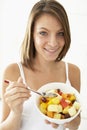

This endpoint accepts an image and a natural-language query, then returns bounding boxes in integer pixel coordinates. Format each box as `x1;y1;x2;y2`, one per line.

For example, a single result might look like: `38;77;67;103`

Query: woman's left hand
64;115;81;130
45;114;80;129
45;120;59;128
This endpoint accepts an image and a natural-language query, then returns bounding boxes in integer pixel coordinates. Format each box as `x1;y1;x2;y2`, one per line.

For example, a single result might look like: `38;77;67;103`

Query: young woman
0;0;81;130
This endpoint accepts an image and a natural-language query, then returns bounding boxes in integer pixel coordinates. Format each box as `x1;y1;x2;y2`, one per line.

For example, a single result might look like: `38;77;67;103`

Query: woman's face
33;13;65;61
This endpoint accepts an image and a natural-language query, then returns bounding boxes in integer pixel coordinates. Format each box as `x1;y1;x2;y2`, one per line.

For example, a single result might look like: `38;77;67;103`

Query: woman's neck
33;56;62;73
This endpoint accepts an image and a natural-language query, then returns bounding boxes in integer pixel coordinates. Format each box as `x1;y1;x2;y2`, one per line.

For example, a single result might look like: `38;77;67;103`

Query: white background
0;0;87;120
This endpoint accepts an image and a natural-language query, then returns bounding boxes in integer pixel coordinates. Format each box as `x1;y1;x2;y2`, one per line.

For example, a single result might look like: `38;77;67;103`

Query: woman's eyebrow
55;29;64;32
37;27;64;32
38;27;48;31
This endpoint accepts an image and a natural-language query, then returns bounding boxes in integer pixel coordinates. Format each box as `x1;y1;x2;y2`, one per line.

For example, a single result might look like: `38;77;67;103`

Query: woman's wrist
8;111;22;130
10;110;22;119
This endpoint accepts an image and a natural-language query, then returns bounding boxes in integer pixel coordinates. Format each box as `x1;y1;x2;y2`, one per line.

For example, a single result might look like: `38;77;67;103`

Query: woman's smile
44;47;59;54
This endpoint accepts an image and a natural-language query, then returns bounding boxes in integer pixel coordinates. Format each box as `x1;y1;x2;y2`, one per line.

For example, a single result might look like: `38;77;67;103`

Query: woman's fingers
51;122;59;128
5;82;31;103
45;120;59;128
4;77;31;113
45;119;51;124
4;88;30;109
5;86;30;96
5;89;30;102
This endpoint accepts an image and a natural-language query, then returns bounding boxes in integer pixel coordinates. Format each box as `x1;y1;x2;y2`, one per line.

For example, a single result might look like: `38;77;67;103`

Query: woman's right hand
4;77;31;115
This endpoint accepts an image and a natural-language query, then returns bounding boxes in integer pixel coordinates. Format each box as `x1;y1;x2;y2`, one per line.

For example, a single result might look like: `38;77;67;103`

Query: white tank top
17;62;71;130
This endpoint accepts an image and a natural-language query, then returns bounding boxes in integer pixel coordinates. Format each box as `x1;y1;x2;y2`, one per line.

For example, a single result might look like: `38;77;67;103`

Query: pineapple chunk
47;104;62;113
47;96;61;105
39;103;47;114
51;97;60;104
54;113;61;119
63;106;70;114
69;94;76;101
68;106;77;116
62;93;68;99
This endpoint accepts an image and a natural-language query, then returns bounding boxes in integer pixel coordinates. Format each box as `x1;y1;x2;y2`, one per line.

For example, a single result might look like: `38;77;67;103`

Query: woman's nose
48;36;58;47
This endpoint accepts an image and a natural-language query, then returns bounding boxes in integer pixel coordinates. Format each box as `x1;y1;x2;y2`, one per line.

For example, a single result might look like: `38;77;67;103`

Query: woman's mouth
44;48;58;53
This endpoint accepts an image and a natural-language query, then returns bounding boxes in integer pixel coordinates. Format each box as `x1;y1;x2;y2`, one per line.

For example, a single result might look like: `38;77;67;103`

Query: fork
4;79;57;97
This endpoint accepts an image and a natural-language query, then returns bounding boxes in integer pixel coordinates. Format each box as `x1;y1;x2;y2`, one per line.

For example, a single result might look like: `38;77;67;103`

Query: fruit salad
39;89;80;119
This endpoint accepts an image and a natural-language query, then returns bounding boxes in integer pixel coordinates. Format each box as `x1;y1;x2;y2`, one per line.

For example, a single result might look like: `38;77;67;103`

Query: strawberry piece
60;98;69;108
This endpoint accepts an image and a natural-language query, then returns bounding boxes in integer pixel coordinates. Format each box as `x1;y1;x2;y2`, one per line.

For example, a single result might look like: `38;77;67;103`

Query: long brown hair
21;0;71;69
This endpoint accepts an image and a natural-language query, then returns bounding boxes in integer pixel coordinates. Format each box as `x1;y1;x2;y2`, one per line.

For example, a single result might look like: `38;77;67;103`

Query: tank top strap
65;62;71;86
17;62;26;84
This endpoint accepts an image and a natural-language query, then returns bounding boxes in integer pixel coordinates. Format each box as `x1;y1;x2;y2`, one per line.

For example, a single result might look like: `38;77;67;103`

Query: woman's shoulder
60;61;80;72
68;63;80;73
3;62;20;82
68;62;81;92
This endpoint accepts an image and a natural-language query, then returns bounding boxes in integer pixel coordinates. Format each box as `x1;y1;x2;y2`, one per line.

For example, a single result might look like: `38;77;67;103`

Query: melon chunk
68;106;77;116
47;104;62;113
73;101;80;110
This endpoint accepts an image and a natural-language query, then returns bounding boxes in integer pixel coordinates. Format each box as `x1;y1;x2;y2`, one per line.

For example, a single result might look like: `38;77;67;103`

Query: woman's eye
39;31;47;36
57;32;64;36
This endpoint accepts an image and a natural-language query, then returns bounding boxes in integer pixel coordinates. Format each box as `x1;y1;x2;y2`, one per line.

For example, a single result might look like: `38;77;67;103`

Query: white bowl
35;82;81;124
